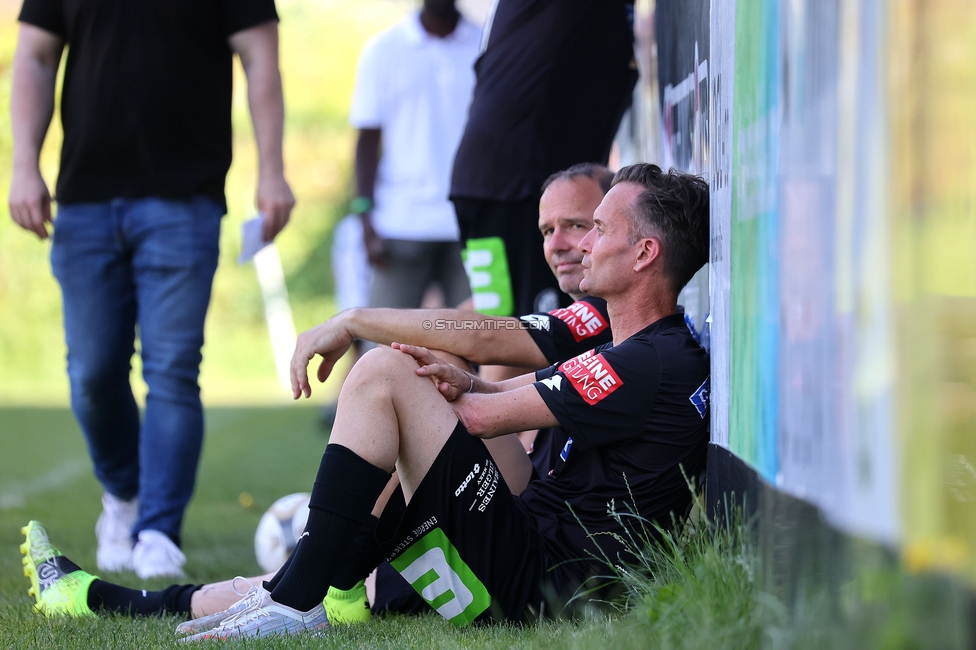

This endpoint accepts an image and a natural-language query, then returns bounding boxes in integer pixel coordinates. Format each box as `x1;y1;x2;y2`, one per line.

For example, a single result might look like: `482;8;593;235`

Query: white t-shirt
331;215;373;311
349;13;481;241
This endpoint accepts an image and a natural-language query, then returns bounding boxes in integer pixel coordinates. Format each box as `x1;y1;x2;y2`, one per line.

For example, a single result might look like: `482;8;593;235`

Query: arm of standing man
229;21;295;242
353;128;387;267
8;23;63;240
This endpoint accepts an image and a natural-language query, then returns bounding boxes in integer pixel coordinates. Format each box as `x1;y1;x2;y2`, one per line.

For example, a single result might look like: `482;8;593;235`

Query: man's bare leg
328;346;461;500
190;573;274;617
257;345;473;613
191;359;527;620
480;364;536;488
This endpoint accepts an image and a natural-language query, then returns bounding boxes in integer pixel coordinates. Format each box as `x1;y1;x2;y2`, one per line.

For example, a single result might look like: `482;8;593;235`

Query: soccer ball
254;492;311;573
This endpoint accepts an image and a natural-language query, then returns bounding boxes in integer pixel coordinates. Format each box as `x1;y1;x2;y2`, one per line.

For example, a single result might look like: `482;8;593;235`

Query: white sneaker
95;493;137;572
175;577;262;636
181;588;329;641
132;529;186;579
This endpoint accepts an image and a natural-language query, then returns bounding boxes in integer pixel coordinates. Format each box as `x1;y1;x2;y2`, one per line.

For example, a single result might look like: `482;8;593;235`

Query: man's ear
634;237;661;272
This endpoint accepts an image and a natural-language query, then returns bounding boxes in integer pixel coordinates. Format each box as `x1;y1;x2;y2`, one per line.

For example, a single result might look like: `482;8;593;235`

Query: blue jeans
51;197;222;546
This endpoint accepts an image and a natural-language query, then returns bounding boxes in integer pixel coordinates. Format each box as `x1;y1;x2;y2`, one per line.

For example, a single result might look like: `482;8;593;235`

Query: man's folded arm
453;381;559;439
343;307;549;368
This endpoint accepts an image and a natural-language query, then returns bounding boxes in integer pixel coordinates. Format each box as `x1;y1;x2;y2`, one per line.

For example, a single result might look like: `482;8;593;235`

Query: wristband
350;196;373;214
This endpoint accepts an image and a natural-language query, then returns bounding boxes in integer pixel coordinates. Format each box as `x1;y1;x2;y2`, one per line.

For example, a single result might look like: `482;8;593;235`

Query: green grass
2;407;972;648
0;406;760;649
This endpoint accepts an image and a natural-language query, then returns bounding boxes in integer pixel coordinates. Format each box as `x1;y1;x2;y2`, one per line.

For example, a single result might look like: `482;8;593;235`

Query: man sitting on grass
22;164;710;639
18;163;621;624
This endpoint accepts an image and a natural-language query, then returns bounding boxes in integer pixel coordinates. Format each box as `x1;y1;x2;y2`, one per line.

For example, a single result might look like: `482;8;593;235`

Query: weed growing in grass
594;493;767;650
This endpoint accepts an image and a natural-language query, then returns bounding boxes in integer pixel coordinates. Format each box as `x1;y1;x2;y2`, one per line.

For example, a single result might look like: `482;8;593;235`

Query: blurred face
538;176;606;298
423;0;457;17
578;182;643;298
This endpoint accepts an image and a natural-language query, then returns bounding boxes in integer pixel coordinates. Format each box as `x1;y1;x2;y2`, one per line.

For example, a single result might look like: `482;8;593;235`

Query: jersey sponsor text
454;463;481;497
549;301;609;342
391;528;492;626
559;350;623;405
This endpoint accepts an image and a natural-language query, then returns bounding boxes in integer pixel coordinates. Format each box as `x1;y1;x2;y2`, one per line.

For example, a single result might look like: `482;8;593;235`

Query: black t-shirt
519;313;710;577
449;0;637;202
522;296;612;366
18;0;279;210
521;296;614;477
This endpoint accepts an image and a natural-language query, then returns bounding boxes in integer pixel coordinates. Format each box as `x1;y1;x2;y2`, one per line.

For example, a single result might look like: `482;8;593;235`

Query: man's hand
9;23;63;240
290;317;355;399
257;170;295;242
229;21;293;243
394;342;473;401
9;166;52;239
360;214;388;267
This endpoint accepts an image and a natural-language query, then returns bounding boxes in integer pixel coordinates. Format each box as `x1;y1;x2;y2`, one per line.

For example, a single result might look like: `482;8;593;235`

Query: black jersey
522;296;613;366
449;0;637;202
520;313;710;575
520;296;613;477
18;0;278;210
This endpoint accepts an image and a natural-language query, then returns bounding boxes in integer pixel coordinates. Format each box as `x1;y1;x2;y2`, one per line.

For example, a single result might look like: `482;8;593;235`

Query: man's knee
68;352;132;399
342;346;451;420
344;346;420;392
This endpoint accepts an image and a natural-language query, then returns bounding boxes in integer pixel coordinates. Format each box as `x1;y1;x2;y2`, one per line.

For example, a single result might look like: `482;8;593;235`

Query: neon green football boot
324;580;371;625
20;520;98;617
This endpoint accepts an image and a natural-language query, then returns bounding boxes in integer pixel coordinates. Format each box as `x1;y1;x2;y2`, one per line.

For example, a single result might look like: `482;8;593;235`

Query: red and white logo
549;301;608;343
558;350;623;405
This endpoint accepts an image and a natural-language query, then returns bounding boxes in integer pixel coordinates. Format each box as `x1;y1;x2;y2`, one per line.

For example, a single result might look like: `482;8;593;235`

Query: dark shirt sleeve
532;339;660;451
19;0;65;37
222;0;279;37
523;297;612;365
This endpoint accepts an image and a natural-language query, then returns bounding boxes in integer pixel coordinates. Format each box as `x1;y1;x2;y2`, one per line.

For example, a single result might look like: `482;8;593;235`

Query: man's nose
549;227;571;250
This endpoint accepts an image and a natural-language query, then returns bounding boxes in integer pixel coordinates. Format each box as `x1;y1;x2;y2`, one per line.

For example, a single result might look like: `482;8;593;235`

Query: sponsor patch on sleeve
689;376;710;418
559;437;574;462
558;350;623;405
549;301;609;343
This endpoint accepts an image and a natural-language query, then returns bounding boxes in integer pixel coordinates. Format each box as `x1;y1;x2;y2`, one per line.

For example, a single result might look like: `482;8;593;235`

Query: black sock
264;515;382;593
270;444;390;611
87;580;201;616
262;552;293;593
331;514;384;590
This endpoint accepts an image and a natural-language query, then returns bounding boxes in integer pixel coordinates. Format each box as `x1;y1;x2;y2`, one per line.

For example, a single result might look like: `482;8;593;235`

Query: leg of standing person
453;199;560;465
321;215;374;428
128;196;222;578
453;196;566;317
51;201;142;573
367;239;438;311
431;240;472;309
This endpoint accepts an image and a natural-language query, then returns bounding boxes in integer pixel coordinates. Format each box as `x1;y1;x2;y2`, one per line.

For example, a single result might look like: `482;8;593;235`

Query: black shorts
453;196;571;317
375;423;551;624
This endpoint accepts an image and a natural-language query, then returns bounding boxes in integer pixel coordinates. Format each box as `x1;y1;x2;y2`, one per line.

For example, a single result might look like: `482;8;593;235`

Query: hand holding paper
238;214;270;264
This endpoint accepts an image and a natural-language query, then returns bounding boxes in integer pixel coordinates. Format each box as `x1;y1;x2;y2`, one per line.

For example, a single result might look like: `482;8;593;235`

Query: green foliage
600;500;767;650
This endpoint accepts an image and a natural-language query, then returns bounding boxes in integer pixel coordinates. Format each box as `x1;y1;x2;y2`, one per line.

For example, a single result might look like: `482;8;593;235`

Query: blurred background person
348;0;479;314
320;0;481;426
451;0;638;318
